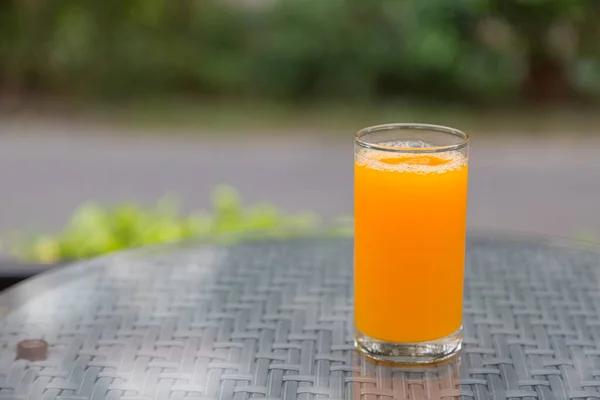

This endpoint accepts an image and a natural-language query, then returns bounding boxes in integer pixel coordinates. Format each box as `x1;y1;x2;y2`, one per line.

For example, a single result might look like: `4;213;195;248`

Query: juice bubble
381;139;436;149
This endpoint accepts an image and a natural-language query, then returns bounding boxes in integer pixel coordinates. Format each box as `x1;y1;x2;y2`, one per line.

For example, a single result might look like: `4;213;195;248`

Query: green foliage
17;185;346;264
0;0;598;102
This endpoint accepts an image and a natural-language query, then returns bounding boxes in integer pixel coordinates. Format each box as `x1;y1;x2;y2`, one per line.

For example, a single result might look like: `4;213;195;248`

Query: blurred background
1;0;600;262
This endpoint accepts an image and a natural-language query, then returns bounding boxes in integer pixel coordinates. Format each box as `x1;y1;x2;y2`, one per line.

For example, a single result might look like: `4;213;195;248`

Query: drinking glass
354;123;469;363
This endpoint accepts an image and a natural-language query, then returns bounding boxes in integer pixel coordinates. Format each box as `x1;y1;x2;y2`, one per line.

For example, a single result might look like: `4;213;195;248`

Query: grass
3;97;600;138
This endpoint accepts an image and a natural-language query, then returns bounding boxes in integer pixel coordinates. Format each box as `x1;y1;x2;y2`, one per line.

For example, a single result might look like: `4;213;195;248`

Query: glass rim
354;123;470;154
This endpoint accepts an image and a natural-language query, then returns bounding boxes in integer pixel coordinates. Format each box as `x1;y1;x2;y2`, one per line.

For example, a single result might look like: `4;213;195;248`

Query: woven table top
0;234;600;400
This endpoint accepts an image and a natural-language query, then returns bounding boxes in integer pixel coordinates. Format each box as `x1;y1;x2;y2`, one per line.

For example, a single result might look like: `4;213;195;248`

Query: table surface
1;235;600;400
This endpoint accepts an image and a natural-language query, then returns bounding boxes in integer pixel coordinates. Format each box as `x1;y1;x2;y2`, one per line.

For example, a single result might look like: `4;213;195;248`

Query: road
1;121;599;240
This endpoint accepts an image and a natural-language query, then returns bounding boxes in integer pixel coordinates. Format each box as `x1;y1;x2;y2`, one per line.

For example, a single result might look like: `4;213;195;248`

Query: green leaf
15;185;350;262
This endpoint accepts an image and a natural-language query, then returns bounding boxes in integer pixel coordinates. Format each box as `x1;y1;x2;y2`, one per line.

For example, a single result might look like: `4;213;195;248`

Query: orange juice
354;149;468;343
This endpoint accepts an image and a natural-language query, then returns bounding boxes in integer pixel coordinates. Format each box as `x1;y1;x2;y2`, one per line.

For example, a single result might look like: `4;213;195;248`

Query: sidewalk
1;122;599;239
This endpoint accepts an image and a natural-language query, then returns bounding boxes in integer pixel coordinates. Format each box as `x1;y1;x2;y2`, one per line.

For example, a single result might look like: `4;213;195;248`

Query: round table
1;234;600;399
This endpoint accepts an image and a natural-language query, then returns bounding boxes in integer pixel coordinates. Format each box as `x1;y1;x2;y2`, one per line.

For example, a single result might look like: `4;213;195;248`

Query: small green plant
18;185;350;264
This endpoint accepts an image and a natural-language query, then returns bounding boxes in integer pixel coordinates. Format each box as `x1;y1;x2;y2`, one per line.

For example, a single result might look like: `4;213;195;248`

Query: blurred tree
0;1;16;92
0;0;598;104
493;0;594;102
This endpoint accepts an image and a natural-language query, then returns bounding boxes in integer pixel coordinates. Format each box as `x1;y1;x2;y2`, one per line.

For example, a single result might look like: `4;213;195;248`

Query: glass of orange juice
354;123;469;363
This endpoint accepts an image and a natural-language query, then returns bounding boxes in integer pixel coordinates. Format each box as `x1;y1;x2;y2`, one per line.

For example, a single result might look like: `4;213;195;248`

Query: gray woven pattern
0;236;600;399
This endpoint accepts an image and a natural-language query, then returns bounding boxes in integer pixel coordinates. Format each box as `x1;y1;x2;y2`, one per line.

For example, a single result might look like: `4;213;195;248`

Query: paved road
1;121;599;240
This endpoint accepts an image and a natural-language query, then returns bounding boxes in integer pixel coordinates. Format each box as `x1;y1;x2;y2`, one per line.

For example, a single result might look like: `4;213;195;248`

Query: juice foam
355;148;467;175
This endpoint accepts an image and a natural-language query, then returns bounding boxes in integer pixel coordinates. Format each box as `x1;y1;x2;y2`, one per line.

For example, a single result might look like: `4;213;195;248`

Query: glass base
354;327;462;364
